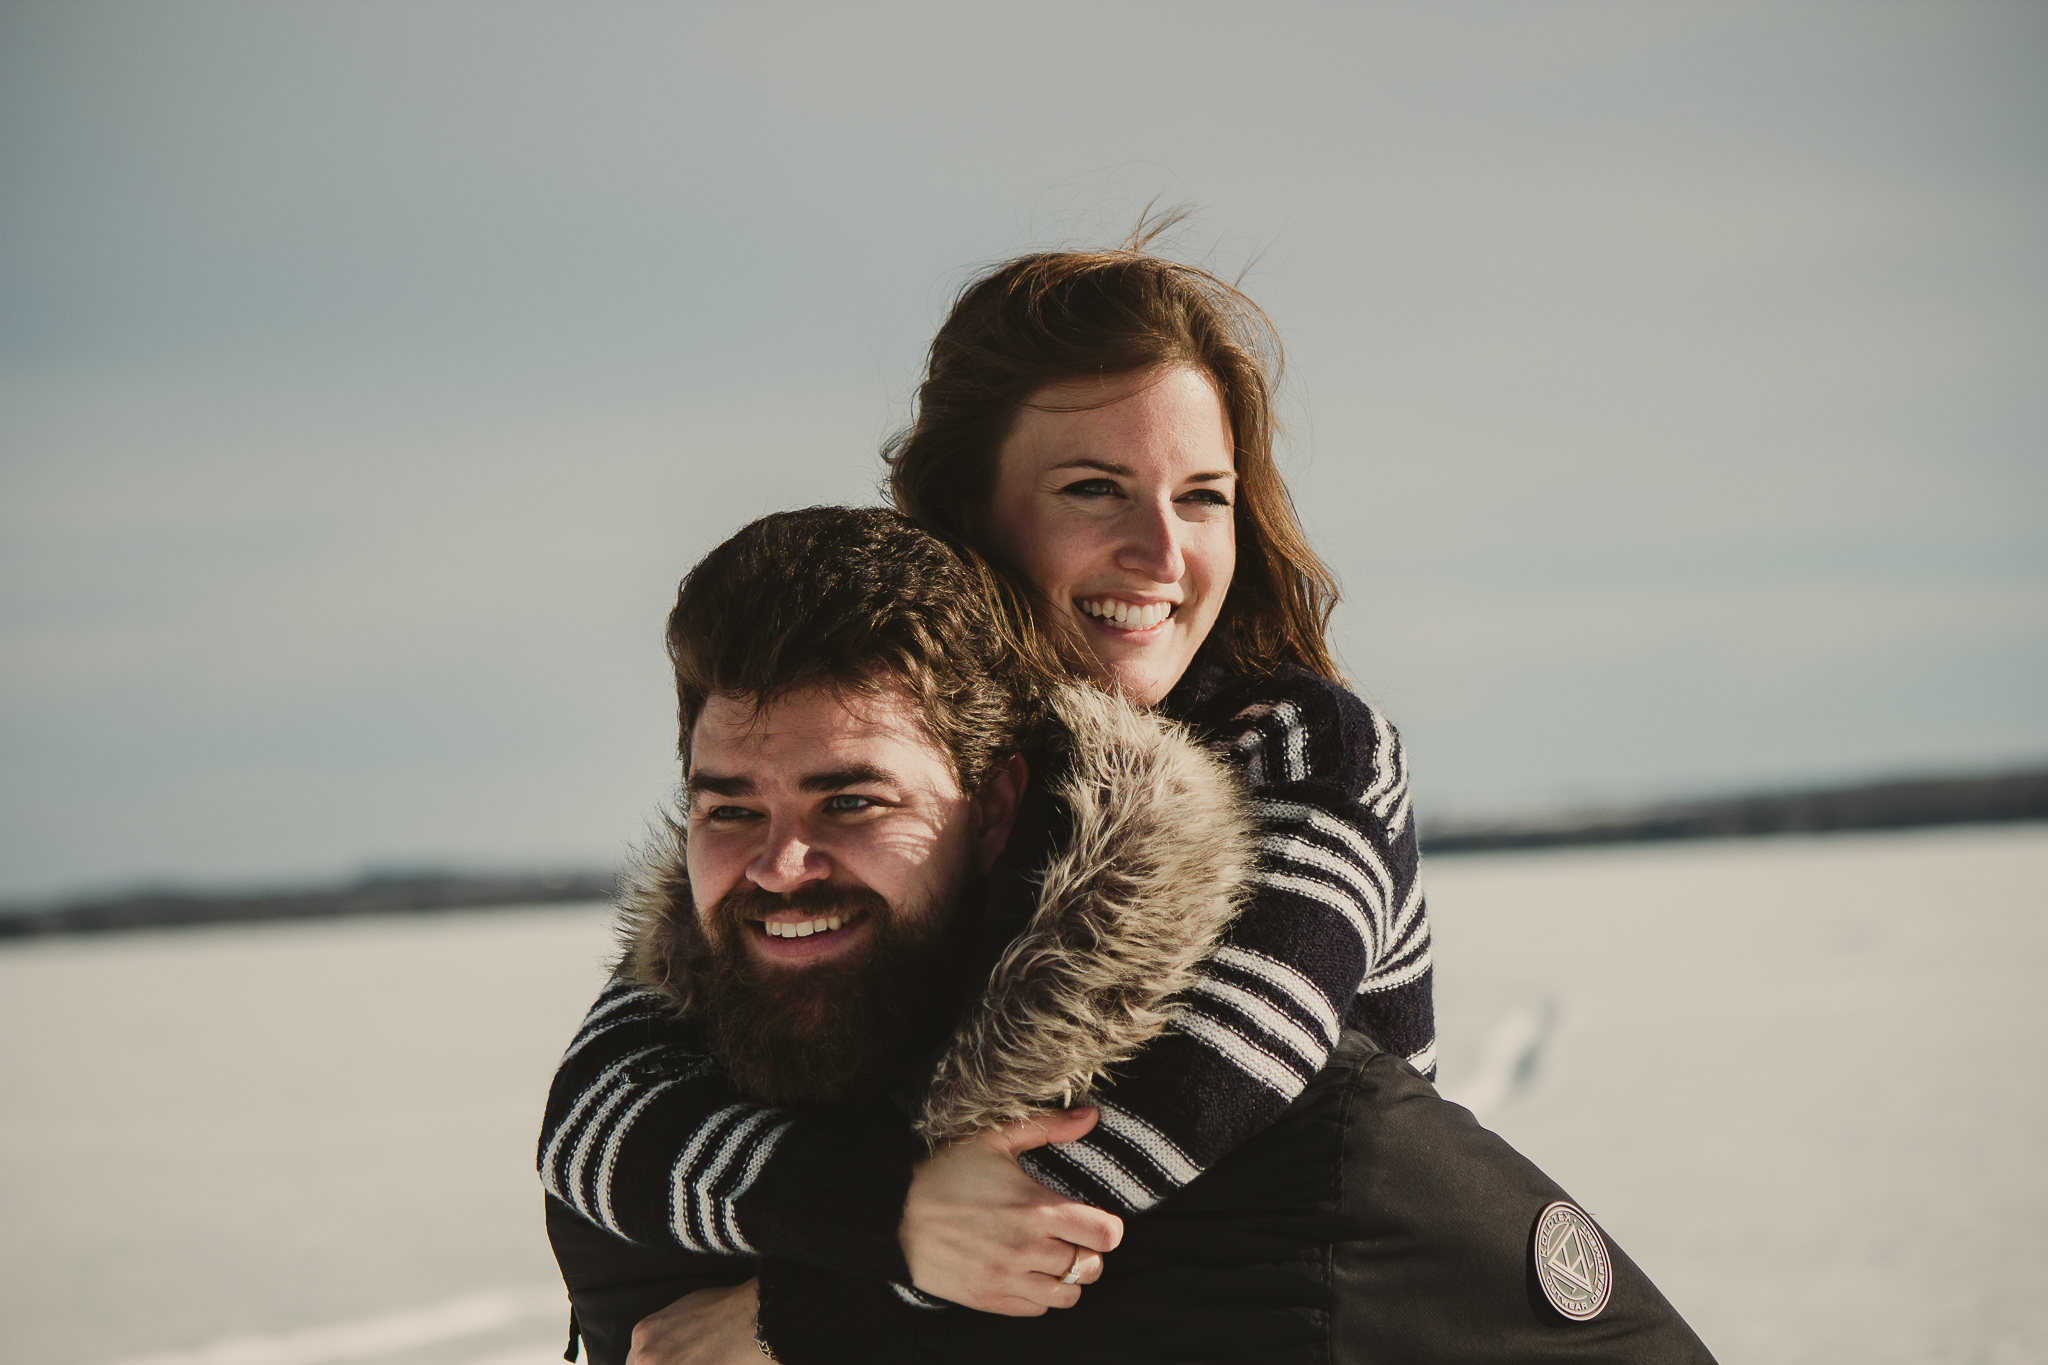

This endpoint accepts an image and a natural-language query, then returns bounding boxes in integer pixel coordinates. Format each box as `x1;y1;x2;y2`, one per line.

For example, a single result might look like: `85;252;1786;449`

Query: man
544;507;1715;1364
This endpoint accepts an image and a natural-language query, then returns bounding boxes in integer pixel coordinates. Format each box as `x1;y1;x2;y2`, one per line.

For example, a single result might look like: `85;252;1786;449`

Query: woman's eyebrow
1047;457;1235;482
800;764;899;793
1047;456;1134;476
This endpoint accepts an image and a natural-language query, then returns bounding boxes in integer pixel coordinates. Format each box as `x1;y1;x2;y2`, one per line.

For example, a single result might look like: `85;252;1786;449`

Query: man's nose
748;822;828;894
1116;501;1186;584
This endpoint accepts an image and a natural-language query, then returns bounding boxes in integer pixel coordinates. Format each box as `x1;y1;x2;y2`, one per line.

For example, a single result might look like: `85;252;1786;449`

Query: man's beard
692;878;978;1111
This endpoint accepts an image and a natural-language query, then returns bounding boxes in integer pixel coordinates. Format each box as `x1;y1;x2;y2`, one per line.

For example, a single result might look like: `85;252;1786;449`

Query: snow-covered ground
3;823;2043;1365
1428;824;2048;1363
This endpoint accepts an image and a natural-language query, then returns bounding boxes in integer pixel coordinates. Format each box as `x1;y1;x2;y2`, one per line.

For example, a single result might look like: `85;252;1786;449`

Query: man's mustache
713;880;892;930
693;871;981;1109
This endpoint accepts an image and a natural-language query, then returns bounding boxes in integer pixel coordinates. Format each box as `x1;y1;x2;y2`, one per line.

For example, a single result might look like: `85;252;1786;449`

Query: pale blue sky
3;0;2043;900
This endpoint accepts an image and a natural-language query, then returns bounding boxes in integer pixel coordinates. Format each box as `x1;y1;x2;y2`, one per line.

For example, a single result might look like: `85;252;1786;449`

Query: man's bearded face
692;875;976;1108
682;685;1022;1110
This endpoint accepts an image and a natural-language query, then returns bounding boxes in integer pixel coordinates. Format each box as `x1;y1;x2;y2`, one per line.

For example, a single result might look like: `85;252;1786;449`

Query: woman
884;237;1436;1260
541;234;1434;1360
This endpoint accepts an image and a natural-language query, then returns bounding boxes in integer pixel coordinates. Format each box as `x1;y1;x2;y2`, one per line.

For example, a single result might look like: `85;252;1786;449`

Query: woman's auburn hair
884;226;1342;685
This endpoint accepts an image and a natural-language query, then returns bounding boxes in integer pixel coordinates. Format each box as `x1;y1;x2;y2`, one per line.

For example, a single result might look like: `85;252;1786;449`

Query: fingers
1028;1239;1092;1281
992;1106;1099;1155
1043;1200;1124;1253
1031;1243;1104;1291
1024;1250;1094;1310
927;1238;1108;1316
901;1116;1123;1319
988;1279;1084;1315
1055;1247;1105;1286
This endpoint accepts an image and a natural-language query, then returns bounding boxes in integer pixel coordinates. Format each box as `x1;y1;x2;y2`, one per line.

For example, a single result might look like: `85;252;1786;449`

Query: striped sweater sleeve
537;979;922;1281
1020;679;1436;1211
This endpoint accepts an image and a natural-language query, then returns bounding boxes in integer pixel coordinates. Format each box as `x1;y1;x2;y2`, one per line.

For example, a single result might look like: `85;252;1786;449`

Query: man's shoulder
1145;1033;1715;1361
1319;1037;1718;1363
931;1032;1714;1362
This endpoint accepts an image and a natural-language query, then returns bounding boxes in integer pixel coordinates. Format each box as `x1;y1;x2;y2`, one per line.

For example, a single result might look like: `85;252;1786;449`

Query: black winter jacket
552;1030;1712;1363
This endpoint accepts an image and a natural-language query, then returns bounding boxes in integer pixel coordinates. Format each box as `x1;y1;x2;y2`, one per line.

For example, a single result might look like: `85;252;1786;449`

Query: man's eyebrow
799;764;900;793
1047;457;1236;483
687;772;753;798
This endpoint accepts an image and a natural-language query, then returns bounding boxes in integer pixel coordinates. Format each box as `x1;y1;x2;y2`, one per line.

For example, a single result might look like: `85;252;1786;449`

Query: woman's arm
540;981;1118;1298
544;984;1120;1365
539;979;922;1281
1019;679;1437;1211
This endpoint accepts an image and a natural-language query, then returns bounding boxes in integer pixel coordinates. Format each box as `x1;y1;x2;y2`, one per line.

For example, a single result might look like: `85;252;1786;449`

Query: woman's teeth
765;915;848;938
1077;598;1173;630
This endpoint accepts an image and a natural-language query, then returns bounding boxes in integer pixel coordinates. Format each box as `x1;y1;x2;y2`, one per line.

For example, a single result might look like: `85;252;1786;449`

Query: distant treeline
5;768;2044;939
1420;768;2048;854
0;870;617;939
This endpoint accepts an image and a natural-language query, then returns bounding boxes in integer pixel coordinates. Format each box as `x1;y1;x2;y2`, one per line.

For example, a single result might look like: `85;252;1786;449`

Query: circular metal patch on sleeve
1532;1200;1613;1321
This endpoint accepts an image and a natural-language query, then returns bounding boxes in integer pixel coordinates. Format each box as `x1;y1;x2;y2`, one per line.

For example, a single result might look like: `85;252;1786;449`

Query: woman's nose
749;824;827;893
1116;502;1186;584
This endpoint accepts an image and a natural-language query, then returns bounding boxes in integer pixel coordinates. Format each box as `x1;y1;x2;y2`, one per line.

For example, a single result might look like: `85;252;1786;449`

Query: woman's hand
900;1108;1125;1316
626;1279;764;1365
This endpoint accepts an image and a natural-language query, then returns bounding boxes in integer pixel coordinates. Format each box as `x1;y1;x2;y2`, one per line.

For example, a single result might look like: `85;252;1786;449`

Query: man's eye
1058;478;1123;500
823;794;877;814
703;805;756;822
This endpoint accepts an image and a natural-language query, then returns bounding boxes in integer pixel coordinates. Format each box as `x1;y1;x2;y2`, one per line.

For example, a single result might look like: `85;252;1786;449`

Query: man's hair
667;506;1053;794
885;213;1343;683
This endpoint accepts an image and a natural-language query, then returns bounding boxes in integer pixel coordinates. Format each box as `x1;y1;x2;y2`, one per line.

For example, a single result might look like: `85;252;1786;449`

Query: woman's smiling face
987;364;1237;706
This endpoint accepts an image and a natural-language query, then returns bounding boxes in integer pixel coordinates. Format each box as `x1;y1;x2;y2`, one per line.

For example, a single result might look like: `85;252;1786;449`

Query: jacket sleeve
1020;682;1437;1211
537;979;923;1284
755;1257;949;1365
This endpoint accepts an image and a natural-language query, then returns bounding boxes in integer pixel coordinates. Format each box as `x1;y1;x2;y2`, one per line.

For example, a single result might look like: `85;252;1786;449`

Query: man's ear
971;753;1029;876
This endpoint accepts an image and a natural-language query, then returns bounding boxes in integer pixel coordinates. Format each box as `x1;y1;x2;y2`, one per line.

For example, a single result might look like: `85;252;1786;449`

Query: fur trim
611;684;1251;1142
914;686;1248;1141
613;808;702;1014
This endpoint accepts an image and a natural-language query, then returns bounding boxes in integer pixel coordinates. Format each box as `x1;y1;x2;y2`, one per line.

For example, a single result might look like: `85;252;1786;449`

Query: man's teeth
1077;598;1172;629
765;915;847;938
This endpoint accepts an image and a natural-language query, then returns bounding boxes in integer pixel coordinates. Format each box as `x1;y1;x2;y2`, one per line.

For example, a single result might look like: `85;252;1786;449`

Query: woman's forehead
1004;365;1235;475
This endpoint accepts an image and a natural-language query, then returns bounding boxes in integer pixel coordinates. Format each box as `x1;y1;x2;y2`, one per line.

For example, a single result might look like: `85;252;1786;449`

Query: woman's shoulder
1174;664;1408;805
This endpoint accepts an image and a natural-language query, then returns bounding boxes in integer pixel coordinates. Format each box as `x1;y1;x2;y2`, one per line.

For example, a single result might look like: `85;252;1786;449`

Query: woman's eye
823;794;877;814
1058;478;1123;500
1179;488;1232;508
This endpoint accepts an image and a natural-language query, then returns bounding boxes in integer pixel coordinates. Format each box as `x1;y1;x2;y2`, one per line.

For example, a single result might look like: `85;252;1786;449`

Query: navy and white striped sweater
537;661;1433;1282
1020;661;1434;1209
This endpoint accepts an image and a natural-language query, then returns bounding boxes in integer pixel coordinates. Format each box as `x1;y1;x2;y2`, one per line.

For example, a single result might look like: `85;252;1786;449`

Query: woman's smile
1075;596;1177;634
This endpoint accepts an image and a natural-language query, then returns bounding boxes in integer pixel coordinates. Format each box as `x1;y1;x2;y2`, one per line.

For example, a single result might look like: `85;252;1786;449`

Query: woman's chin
1071;614;1203;705
1095;651;1186;707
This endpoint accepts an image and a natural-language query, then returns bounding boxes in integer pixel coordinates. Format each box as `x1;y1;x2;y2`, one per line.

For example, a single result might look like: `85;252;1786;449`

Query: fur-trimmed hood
613;684;1252;1145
